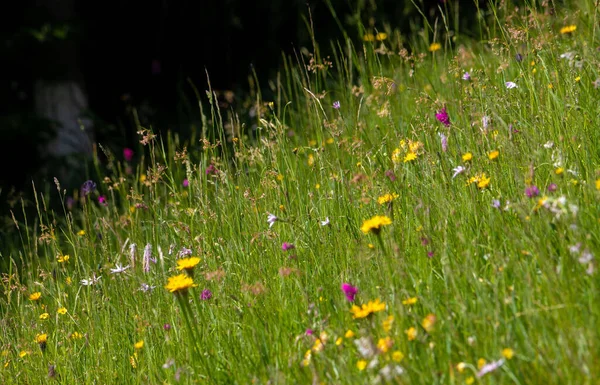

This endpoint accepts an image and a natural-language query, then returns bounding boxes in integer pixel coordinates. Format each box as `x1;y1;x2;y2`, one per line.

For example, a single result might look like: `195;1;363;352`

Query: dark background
0;0;485;225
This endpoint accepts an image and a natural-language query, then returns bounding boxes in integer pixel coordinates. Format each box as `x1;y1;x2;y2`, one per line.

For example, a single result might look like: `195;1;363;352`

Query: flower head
182;179;189;187
134;340;144;350
429;42;441;52
333;101;341;109
281;242;295;251
462;152;473;162
452;166;466;179
505;81;518;89
462;72;471;81
360;215;392;235
110;263;130;274
438;132;448;152
377;193;398;205
165;274;197;294
350;298;386;318
80;180;96;197
200;289;213;300
123;148;134;161
525;185;540;198
320;217;330;226
267;213;278;228
176;257;201;271
560;25;577;34
488;150;499;160
57;307;67;315
435;106;451;126
29;292;41;301
341;283;358;302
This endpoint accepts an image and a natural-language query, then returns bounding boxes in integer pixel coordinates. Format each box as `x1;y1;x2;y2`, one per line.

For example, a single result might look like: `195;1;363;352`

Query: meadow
1;1;600;383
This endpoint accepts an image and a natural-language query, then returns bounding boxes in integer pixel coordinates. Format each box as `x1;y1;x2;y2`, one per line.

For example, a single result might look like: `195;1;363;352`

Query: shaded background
0;0;483;225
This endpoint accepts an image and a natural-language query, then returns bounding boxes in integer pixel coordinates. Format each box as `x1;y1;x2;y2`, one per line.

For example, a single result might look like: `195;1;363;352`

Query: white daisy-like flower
80;274;101;286
110;263;130;274
505;81;518;89
320;217;330;226
452;166;466;178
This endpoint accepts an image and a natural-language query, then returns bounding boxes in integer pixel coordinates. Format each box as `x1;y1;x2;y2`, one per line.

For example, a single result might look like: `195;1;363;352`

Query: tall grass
2;0;599;384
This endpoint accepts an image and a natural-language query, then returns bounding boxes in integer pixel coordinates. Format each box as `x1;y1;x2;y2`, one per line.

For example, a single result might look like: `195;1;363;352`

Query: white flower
482;115;490;129
452;166;466;178
354;337;376;358
505;81;518;89
110;263;130;274
579;250;594;264
543;141;554;149
560;52;576;60
80;274;101;286
320;217;330;226
476;359;505;378
139;283;156;292
267;213;278;228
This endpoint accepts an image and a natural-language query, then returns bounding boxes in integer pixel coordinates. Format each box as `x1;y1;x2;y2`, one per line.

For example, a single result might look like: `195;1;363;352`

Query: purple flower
435;106;451;126
143;243;156;273
341;283;358;302
505;81;518;89
182;179;189;187
267;213;278;228
515;53;523;62
281;242;295;251
427;251;435;258
333;101;341;109
200;289;212;300
98;195;107;206
305;329;314;336
438;132;448;152
547;183;557;192
462;72;471;81
66;196;75;211
385;170;397;181
163;323;171;331
205;164;217;175
123;148;134;162
80;180;96;197
525;185;540;198
492;199;501;209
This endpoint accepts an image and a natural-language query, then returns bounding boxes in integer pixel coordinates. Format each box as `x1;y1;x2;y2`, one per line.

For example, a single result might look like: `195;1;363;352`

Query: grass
1;0;600;384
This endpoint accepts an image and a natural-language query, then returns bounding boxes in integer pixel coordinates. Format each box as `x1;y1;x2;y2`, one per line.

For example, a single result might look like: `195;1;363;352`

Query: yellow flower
376;32;388;41
35;334;48;344
363;33;375;42
164;274;198;294
19;351;28;358
575;76;581;82
466;376;475;385
57;308;67;315
326;138;334;144
139;174;147;183
488;150;499;160
312;338;324;352
456;362;467;373
70;331;83;340
134;340;144;350
391;148;402;163
357;360;368;371
596;179;600;190
39;313;49;320
344;329;355;338
555;167;564;175
502;348;514;360
77;230;85;236
405;327;417;341
477;358;486;369
66;277;72;285
560;25;577;34
421;313;436;333
403;152;417;162
176;257;201;271
402;297;418;306
360;216;392;235
350;299;386;319
392;351;404;362
57;255;69;263
462;152;473;162
308;154;315;167
29;292;41;301
335;337;343;346
382;315;394;332
130;353;138;368
429;42;442;52
377;337;393;353
377;193;399;205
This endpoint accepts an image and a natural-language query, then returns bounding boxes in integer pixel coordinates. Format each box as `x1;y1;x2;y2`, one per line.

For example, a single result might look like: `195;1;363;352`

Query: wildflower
335;337;343;346
143;243;155;273
525;185;540;198
462;72;471;81
182;179;189;187
456;362;467;373
29;292;41;301
134;340;144;350
477;358;487;369
357;360;368;371
267;213;278;228
452;166;466;178
382;315;394;332
165;274;197;294
176;257;201;272
476;359;505;378
560;25;577;34
595;179;600;190
403;152;417;162
547;183;557;192
129;243;137;267
345;329;355;338
57;308;67;315
477;174;491;189
19;350;28;358
392;351;404;362
360;216;392;235
482;116;491;129
139;283;156;292
555;167;564;175
350;299;386;319
70;331;83;340
163;324;172;331
376;32;387;41
110;263;130;274
39;313;49;320
515;53;523;62
377;337;393;353
492;199;501;209
502;348;514;360
320;217;330;226
435;106;451;126
333;101;341;109
505;81;518;89
402;297;417;305
200;289;213;300
421;314;436;333
57;254;69;263
405;327;417;341
363;33;375;42
281;242;295;251
80;274;101;286
462;152;473;162
80;180;96;197
385;170;397;181
341;283;358;302
378;193;398;205
123;148;134;161
36;333;47;352
438;132;448;152
466;377;475;385
429;42;441;52
488;150;499;160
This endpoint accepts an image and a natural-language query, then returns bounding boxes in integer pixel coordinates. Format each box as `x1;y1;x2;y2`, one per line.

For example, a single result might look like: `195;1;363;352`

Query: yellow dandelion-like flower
391;148;402;163
39;313;49;320
350;299;386;319
57;308;67;315
392;351;404;362
466;376;475;385
29;292;41;301
405;327;417;341
70;331;83;340
462;152;473;162
488;150;499;160
344;329;355;338
19;351;28;358
403;152;417;163
308;154;315;167
555;167;564;175
402;297;418;306
139;174;147;183
360;216;392;235
560;25;576;34
477;358;486;369
363;33;375;42
357;360;368;371
35;333;47;344
421;314;436;333
312;338;324;353
134;340;144;350
377;193;399;205
176;257;201;271
335;337;343;346
66;277;72;285
429;42;441;52
57;255;69;263
382;315;394;332
502;348;514;360
77;230;85;236
456;362;467;373
376;32;388;41
377;337;393;353
164;274;198;294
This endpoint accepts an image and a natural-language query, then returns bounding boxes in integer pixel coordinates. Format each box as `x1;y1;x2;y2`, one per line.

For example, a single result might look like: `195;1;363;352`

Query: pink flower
98;195;107;206
341;283;358;302
123;148;134;162
282;242;295;251
182;179;189;187
200;289;212;300
435;106;451;126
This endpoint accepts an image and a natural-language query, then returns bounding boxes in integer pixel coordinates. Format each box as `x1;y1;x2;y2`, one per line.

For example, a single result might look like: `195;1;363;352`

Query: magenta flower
341;283;358;302
385;170;397;182
123;148;134;162
462;72;471;81
205;164;217;175
525;185;540;198
182;179;189;187
98;195;107;206
435;106;451;126
305;329;314;336
163;323;171;331
333;101;341;109
282;242;295;251
547;183;557;192
200;289;212;300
